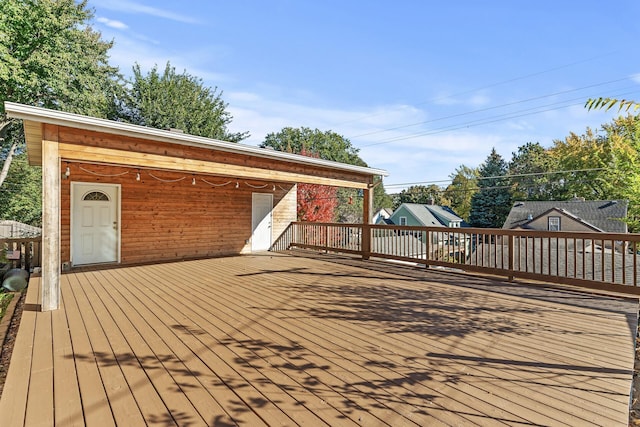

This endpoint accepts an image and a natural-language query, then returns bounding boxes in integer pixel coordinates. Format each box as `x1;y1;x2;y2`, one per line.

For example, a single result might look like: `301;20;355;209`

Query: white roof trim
4;102;388;177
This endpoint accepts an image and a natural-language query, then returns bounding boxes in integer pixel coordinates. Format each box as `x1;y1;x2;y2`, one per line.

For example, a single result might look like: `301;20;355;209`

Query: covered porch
0;253;636;426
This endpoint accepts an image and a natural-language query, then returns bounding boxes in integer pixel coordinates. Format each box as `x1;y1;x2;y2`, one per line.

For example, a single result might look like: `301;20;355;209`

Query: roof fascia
5;102;388;178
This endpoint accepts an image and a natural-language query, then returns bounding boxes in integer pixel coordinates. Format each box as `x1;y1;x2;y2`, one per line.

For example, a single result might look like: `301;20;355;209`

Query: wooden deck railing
273;222;640;294
1;237;42;271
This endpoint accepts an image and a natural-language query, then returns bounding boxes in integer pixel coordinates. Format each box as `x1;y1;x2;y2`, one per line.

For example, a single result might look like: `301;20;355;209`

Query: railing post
325;224;329;254
361;184;373;261
508;233;514;281
362;224;371;260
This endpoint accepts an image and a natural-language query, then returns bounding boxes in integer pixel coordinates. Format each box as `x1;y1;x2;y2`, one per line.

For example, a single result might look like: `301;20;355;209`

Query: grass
0;292;14;322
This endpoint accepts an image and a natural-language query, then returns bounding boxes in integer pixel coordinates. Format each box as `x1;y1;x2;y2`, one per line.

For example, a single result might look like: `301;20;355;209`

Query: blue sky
89;0;640;192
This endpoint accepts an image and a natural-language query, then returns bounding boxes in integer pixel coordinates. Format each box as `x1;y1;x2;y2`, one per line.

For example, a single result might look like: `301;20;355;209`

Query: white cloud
96;17;128;30
91;0;199;24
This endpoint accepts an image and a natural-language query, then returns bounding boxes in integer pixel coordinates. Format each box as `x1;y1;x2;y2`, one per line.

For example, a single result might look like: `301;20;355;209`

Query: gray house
386;203;465;228
502;199;628;233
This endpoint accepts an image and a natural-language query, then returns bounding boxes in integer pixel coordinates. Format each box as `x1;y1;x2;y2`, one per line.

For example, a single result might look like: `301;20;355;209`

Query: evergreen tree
469;148;512;228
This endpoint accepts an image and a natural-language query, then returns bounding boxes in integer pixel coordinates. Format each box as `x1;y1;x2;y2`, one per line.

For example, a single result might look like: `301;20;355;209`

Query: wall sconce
192;176;196;185
136;171;141;181
63;164;70;179
235;181;239;189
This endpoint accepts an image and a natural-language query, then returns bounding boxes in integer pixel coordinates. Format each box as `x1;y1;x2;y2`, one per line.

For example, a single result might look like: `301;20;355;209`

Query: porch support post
41;124;60;311
362;184;373;260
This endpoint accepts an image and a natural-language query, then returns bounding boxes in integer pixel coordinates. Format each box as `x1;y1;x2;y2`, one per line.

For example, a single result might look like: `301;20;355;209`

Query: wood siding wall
58;126;372;186
61;163;296;266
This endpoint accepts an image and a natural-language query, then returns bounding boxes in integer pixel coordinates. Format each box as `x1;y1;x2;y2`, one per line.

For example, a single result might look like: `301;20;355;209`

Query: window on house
83;191;109;201
399;216;407;226
548;216;560;231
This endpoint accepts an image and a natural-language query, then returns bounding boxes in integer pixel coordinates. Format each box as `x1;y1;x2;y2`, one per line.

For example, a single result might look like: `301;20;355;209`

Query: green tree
261;127;365;166
550;115;640;230
586;98;639;113
0;153;42;225
509;142;559;201
442;165;478;221
0;0;120;225
393;184;448;209
116;62;248;142
469;148;512;228
262;127;390;222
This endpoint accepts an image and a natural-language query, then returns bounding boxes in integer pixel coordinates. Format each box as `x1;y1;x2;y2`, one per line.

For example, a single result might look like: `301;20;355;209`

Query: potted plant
0;247;9;281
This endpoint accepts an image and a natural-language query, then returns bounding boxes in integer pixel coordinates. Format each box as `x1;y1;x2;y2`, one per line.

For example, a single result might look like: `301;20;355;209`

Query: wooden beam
361;186;373;260
41;124;60;311
58;143;370;189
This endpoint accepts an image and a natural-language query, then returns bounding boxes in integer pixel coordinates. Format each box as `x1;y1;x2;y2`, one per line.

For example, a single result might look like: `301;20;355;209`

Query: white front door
252;193;273;252
71;183;120;265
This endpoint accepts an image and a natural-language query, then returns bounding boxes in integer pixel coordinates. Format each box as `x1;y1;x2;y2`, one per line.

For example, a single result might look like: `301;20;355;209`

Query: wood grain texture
60;163;297;266
1;253;636;426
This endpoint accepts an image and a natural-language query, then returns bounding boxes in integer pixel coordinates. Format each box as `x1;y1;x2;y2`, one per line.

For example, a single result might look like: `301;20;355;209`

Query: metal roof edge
4;102;388;177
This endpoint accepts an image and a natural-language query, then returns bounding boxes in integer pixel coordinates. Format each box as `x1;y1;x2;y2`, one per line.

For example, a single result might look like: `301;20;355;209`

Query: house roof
400;204;443;226
4;102;388;178
503;200;629;233
394;203;464;227
425;205;462;224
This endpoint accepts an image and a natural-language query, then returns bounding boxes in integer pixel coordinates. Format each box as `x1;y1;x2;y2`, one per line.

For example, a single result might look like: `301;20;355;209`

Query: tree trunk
0;139;18;188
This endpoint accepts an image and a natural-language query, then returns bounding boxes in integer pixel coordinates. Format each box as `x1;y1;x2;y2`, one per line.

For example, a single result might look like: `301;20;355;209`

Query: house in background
387;203;465;228
372;207;393;224
502;198;628;233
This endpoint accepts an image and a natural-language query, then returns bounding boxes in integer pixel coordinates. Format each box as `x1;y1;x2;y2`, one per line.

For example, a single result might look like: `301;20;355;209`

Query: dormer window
548;216;560;231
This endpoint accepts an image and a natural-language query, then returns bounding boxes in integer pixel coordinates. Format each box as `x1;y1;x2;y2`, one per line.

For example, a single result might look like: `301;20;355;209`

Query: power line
337;51;619;127
360;88;640;147
384;167;608;189
349;76;635;140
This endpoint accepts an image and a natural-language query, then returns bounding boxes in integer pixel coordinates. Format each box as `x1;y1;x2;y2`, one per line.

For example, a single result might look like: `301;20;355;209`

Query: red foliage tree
297;149;338;222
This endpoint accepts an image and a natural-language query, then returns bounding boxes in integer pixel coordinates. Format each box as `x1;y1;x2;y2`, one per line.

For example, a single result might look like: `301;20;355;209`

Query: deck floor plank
80;270;189;426
241;254;629;422
0;253;637;426
111;266;319;427
130;263;421;427
168;261;486;426
51;287;84;427
91;268;254;427
182;259;538;426
63;273;118;426
0;277;39;426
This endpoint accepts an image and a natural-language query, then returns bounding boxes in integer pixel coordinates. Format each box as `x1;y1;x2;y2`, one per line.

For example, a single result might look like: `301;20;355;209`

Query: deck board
0;253;637;426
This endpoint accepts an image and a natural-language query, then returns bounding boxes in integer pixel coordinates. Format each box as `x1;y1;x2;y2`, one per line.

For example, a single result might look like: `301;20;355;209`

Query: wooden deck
0;252;637;426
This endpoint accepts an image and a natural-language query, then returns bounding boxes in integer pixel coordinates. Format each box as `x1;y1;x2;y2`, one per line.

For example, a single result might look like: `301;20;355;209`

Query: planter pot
2;269;29;292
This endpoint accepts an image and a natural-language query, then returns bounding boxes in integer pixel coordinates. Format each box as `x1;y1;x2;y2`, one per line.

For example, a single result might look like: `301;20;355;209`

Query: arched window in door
83;191;110;201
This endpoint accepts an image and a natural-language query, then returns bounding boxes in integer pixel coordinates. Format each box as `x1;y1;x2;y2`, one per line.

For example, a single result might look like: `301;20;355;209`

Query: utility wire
349;77;635;139
384;167;608;189
360;88;640;147
337;51;619;126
